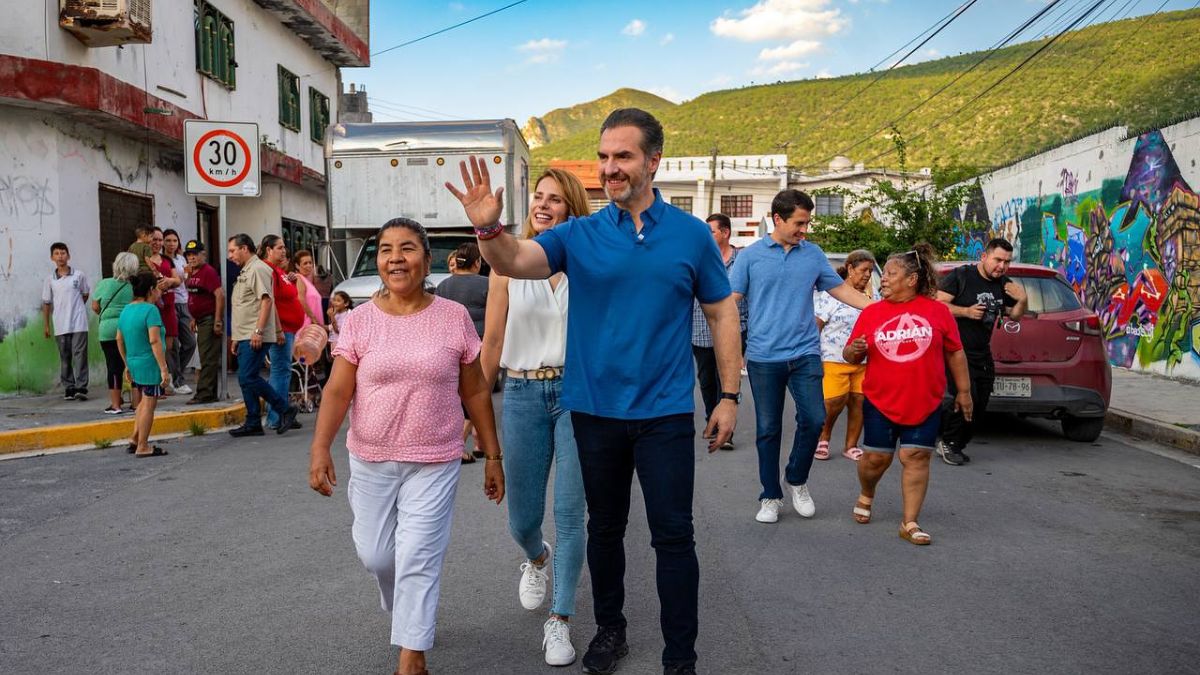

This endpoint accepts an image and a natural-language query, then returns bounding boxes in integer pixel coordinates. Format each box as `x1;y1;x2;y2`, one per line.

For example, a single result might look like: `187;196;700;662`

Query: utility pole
707;145;719;215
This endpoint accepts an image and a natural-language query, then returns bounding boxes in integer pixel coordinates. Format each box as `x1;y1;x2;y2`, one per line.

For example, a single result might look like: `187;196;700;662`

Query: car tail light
1062;315;1102;336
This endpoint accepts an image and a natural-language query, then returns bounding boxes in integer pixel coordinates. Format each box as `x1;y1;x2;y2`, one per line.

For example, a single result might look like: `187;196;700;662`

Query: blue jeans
236;340;289;429
266;332;295;427
746;355;826;500
571;412;698;669
502;377;585;618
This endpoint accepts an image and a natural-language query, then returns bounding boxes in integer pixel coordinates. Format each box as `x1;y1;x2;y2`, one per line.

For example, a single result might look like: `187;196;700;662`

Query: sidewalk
0;381;247;455
1106;367;1200;454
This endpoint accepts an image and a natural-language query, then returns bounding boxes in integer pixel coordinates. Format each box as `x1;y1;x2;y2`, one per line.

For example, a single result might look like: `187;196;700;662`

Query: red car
937;262;1112;442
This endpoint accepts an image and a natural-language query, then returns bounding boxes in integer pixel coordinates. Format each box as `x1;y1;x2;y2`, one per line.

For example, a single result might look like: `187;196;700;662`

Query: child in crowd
326;290;352;346
128;226;155;274
117;271;170;458
42;242;91;401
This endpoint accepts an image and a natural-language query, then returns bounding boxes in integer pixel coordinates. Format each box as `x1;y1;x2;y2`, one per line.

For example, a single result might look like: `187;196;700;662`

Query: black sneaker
276;406;299;435
582;625;628;675
229;425;265;438
73;390;88;401
936;441;964;466
664;665;697;675
960;450;972;463
64;388;76;401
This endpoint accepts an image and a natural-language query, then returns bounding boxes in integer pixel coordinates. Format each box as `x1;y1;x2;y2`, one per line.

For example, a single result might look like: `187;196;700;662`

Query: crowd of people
39;105;1026;675
297;107;1028;675
41;225;355;448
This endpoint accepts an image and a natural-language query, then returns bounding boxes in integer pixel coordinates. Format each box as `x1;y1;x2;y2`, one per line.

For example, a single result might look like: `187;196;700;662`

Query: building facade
0;0;368;393
964;116;1200;383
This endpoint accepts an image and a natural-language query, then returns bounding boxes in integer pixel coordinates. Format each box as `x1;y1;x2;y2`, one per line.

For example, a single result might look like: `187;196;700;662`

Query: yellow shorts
822;361;866;399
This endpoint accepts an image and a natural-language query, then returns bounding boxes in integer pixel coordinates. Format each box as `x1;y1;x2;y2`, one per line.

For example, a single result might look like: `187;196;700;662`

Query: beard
602;165;650;204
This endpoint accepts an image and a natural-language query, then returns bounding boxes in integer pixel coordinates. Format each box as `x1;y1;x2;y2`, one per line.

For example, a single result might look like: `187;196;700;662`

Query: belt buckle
534;366;556;381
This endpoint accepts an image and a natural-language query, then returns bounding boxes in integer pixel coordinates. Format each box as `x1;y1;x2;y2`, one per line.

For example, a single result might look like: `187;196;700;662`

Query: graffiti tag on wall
969;130;1200;379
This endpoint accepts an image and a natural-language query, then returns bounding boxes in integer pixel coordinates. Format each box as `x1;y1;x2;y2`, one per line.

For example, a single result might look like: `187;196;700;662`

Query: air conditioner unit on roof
60;0;152;48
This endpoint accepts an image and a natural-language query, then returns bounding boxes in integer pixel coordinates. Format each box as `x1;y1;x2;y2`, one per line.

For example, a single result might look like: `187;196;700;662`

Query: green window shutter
308;87;329;143
219;17;235;88
279;66;300;131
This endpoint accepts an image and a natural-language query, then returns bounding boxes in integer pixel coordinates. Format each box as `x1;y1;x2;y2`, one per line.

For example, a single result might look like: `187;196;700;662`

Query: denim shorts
861;397;940;453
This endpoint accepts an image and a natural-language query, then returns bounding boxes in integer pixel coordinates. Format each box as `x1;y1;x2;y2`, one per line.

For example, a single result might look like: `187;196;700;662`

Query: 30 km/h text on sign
184;120;260;196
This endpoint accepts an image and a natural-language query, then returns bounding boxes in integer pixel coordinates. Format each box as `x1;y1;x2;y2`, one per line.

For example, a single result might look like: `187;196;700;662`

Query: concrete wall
0;0;339;175
967;117;1200;382
0;0;347;394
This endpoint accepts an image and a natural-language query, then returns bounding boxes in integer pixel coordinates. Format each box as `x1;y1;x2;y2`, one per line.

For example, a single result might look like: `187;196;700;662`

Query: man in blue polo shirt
448;108;741;675
730;189;872;525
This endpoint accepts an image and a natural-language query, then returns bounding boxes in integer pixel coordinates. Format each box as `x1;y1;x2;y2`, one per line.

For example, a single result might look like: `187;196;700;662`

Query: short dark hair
130;271;158;298
771;189;815;220
706;213;732;234
228;233;255;252
600;108;664;158
134;226;153;238
50;242;69;254
985;237;1014;254
257;234;282;260
378;217;430;255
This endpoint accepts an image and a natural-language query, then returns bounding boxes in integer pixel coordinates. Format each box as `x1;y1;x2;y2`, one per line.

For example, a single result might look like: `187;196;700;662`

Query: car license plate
993;377;1032;398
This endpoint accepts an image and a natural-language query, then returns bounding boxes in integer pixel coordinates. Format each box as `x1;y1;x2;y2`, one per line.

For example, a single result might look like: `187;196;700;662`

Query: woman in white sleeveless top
480;168;591;667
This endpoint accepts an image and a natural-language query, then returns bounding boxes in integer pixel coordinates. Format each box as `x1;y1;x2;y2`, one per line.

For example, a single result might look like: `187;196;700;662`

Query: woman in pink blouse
308;217;505;675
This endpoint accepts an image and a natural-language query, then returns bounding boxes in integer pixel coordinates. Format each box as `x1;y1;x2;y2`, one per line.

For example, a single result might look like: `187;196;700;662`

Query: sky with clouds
349;0;1196;125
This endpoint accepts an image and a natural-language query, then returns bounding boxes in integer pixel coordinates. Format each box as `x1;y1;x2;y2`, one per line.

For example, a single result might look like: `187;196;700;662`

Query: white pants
348;455;460;651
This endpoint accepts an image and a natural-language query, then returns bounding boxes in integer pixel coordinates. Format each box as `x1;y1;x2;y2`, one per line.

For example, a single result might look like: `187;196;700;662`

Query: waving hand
445;156;505;229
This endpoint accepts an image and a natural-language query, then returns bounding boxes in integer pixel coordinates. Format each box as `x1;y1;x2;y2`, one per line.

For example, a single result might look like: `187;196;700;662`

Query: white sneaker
755;498;783;523
518;542;551;610
174;384;193;395
542;617;576;666
790;484;815;518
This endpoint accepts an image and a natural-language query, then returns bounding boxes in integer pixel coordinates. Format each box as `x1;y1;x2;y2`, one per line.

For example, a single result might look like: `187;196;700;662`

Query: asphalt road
2;386;1199;675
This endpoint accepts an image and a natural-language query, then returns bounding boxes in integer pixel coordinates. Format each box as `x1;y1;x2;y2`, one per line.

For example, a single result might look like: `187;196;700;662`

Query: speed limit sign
185;120;260;196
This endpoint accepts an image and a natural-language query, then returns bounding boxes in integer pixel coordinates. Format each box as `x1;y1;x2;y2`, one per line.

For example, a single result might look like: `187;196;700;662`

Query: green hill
531;8;1200;172
522;88;676;148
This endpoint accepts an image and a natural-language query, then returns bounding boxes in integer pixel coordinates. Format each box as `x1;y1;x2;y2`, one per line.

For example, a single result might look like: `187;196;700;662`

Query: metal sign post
185;120;260;402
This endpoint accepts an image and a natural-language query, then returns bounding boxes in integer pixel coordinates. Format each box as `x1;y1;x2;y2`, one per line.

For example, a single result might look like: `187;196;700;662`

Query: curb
0;404;246;455
1105;407;1200;456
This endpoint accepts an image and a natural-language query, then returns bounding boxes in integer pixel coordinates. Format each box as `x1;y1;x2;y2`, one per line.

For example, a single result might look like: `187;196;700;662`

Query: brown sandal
900;521;931;545
852;495;873;524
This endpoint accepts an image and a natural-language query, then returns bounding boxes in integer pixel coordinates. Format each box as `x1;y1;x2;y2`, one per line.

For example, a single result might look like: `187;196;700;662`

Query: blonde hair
523;169;591;239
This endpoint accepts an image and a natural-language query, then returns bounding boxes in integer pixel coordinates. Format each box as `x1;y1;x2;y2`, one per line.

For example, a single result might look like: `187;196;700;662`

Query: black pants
100;339;124;390
692;345;720;421
941;355;994;451
690;331;747;421
572;412;698;668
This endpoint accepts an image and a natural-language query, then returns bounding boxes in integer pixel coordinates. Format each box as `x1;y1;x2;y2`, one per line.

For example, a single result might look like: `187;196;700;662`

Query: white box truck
326;119;530;304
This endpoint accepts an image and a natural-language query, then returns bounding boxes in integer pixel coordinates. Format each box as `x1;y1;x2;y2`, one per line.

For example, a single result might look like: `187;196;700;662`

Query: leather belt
506;366;564;380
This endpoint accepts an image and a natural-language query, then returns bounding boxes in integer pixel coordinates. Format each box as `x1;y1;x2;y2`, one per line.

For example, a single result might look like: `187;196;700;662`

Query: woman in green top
117;271;171;458
92;252;139;415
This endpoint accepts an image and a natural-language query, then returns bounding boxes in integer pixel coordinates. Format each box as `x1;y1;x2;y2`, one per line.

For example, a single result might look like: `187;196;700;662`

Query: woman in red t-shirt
844;243;973;545
259;235;305;430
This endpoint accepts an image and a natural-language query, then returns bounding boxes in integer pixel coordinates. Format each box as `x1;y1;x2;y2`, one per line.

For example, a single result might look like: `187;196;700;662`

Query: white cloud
648;85;683;103
925;48;940;58
815;68;833;78
516;38;568;64
660;32;675;46
449;2;465;11
758;39;821;60
708;73;734;86
751;60;809;77
622;19;646;37
711;0;848;42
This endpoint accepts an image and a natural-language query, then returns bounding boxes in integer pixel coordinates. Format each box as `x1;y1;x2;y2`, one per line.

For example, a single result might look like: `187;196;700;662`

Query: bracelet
474;223;505;240
484;454;503;461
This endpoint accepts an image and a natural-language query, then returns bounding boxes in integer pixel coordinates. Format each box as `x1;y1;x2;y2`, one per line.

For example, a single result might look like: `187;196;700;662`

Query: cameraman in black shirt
935;238;1028;465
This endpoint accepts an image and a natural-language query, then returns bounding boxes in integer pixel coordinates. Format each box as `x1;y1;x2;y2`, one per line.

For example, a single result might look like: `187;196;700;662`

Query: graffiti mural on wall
970;129;1200;378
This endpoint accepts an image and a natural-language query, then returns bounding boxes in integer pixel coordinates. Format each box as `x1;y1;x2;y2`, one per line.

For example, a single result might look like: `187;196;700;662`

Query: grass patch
93;438;113;449
188;420;208;437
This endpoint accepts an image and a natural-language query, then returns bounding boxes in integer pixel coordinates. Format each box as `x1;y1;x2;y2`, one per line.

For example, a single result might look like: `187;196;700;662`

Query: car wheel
1061;415;1104;443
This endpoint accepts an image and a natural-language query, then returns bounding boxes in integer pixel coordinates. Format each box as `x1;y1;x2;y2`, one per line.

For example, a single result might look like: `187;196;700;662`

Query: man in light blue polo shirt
730;189;872;525
447;109;742;675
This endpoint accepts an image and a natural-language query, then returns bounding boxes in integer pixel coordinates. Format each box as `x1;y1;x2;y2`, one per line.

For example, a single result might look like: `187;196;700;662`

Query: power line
859;0;1112;166
813;0;1070;168
783;0;981;147
372;0;531;58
